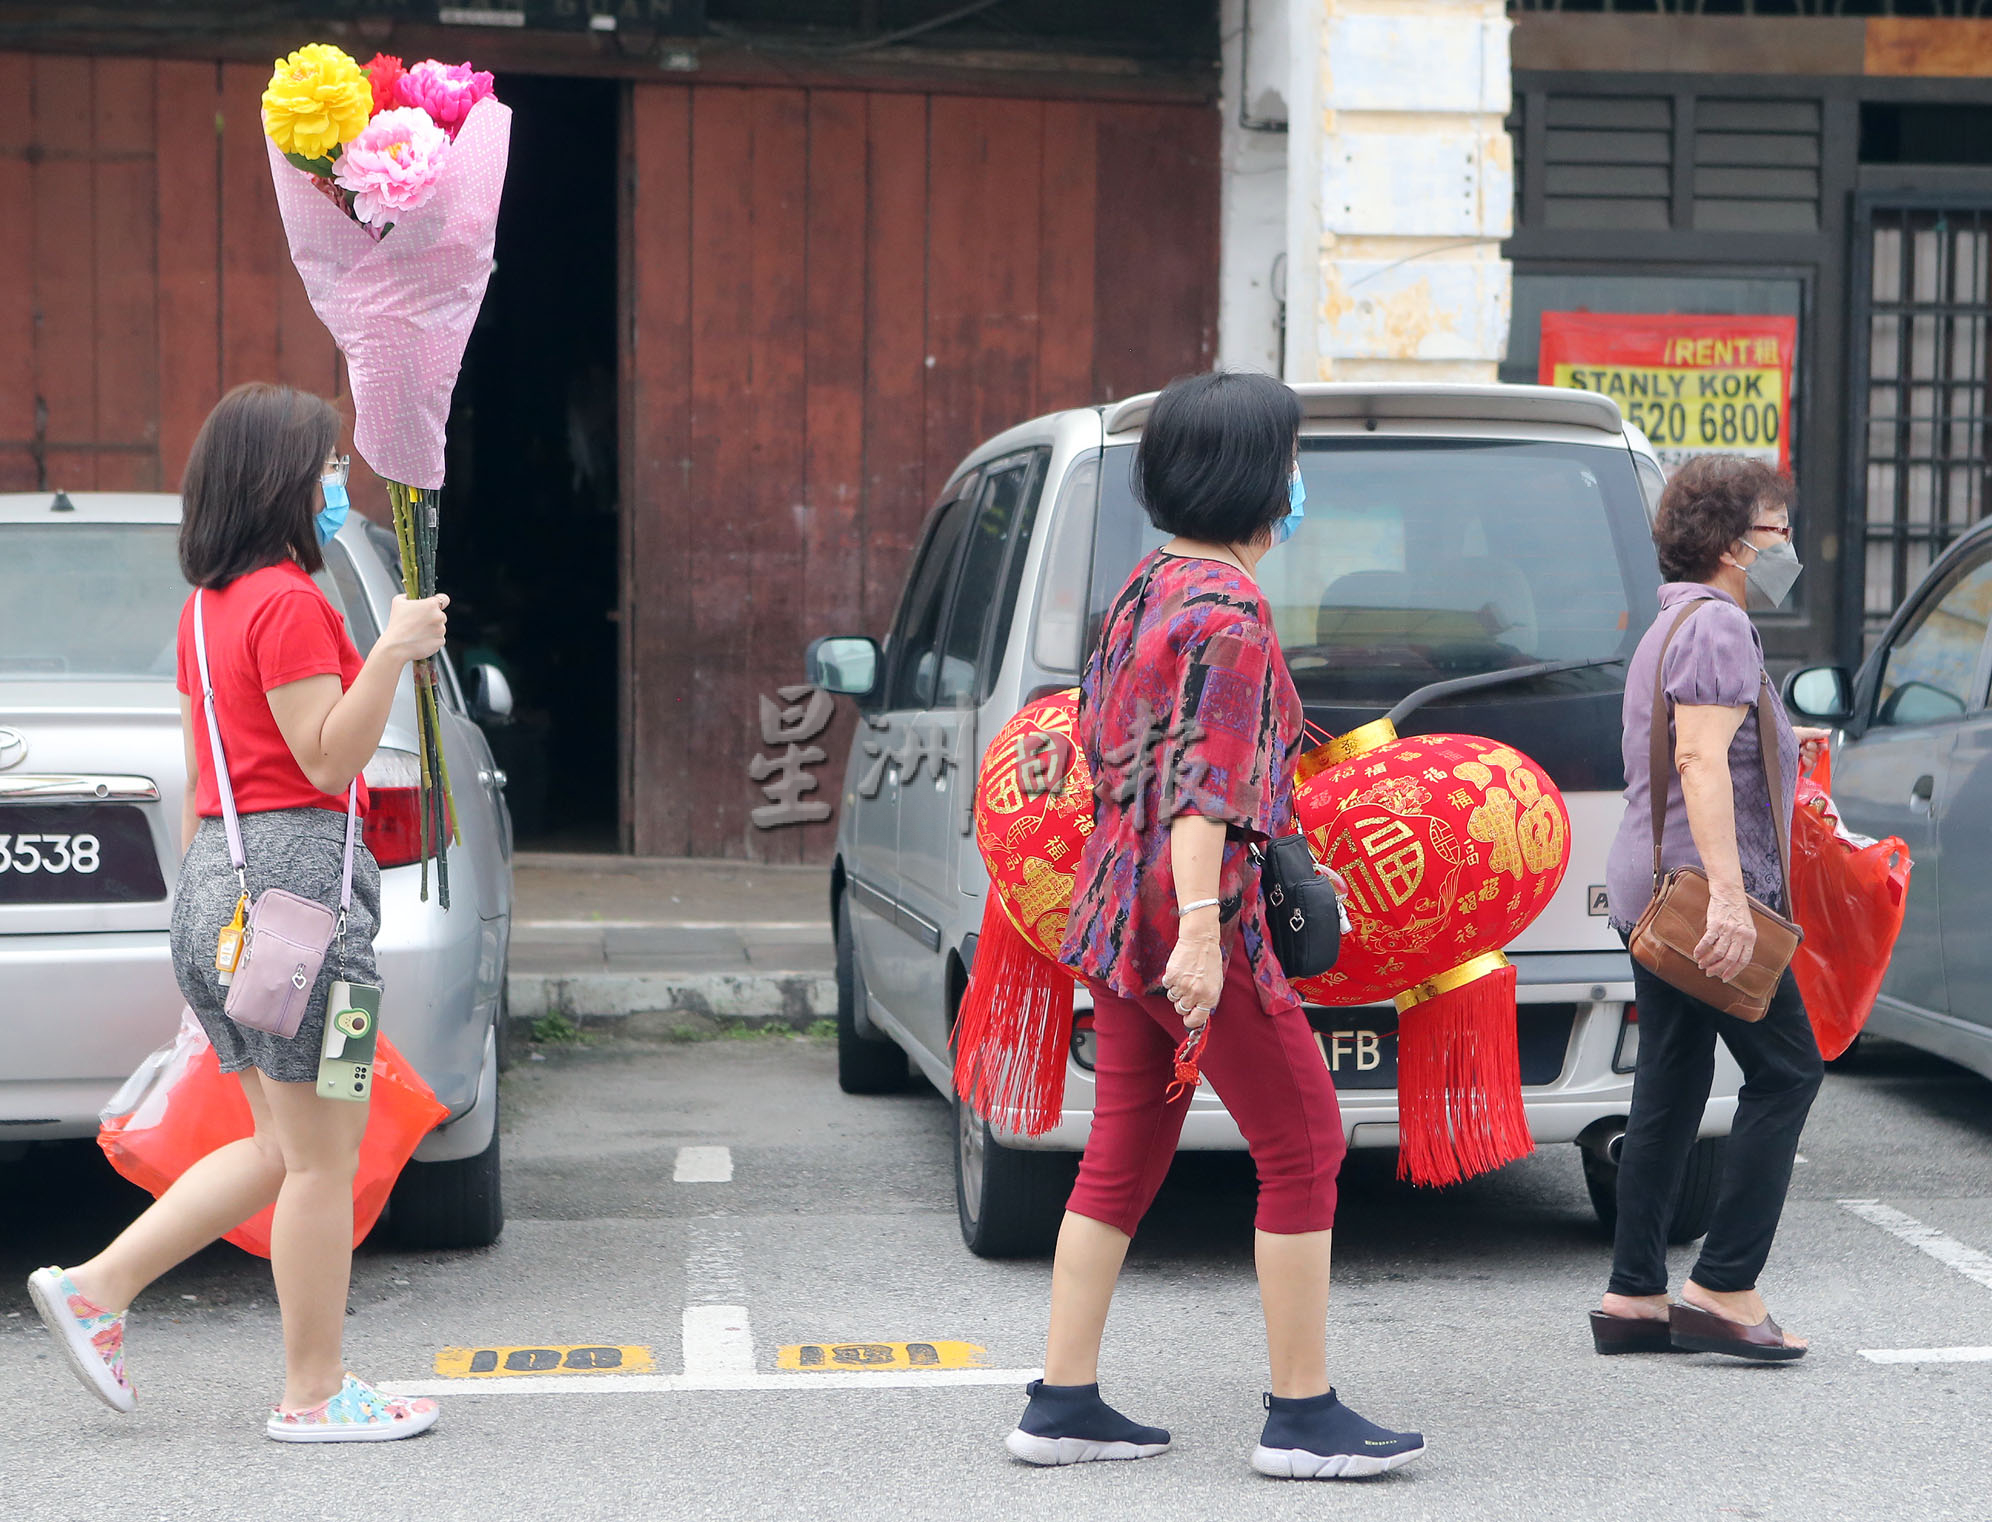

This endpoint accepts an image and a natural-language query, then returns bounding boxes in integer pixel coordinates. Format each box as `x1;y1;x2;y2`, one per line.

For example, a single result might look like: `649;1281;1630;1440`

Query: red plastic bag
98;1010;449;1257
1788;765;1913;1060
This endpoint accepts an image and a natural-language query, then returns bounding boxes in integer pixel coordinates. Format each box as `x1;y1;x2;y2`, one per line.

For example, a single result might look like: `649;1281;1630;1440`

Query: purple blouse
1604;583;1800;931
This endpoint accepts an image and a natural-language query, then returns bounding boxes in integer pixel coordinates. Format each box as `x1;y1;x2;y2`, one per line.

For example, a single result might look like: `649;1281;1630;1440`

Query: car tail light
361;747;454;869
1070;1012;1097;1072
1613;1003;1639;1074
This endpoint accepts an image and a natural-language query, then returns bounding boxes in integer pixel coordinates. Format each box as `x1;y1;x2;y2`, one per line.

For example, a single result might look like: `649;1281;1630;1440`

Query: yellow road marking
776;1341;987;1372
434;1345;656;1378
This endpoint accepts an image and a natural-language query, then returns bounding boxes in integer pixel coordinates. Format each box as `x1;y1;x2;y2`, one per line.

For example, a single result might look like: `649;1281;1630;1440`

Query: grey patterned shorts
170;808;383;1085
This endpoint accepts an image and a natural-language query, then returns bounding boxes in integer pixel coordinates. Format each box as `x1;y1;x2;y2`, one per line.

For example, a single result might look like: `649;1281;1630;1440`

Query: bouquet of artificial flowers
262;44;512;907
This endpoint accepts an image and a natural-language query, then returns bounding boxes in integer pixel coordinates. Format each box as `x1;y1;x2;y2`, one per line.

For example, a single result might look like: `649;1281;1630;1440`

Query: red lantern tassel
951;894;1076;1138
1392;953;1532;1188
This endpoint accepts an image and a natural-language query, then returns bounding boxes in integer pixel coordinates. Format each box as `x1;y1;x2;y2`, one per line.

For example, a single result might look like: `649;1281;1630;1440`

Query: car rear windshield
0;523;372;681
1089;437;1661;791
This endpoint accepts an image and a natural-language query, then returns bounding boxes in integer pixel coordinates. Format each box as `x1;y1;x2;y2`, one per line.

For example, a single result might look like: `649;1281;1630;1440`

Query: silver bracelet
1176;897;1221;917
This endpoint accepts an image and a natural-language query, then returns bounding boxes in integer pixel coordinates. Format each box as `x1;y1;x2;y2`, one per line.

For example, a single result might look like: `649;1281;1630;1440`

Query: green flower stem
386;480;456;908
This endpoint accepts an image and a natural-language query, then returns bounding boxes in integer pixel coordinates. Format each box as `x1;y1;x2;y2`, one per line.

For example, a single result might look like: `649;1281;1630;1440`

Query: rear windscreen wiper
1382;655;1626;729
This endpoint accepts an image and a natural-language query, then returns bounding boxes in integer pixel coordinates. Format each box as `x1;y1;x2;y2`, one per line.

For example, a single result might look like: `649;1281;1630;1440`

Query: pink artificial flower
333;106;450;227
395;59;495;138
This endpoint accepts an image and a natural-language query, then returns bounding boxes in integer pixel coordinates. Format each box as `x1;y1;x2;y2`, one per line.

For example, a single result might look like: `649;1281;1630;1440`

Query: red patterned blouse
1057;550;1306;1014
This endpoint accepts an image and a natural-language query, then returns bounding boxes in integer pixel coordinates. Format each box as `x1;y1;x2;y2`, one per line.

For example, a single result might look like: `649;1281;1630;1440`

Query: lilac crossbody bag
193;590;357;1039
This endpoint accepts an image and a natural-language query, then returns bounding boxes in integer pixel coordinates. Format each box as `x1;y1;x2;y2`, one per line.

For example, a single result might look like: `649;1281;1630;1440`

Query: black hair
1652;454;1795;583
178;382;341;589
1133;371;1301;545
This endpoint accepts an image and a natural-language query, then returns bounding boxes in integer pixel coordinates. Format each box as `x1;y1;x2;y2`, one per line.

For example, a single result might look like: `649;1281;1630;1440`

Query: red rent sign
1538;312;1797;474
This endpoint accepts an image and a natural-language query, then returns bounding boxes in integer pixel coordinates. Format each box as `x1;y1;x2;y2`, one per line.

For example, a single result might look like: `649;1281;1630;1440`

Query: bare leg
1042;1212;1132;1385
260;1074;371;1411
66;1071;286;1314
1600;1290;1673;1322
1256;1228;1333;1399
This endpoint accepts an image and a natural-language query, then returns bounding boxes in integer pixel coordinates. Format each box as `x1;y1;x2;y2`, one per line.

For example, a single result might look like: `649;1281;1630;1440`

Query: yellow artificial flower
262;44;373;161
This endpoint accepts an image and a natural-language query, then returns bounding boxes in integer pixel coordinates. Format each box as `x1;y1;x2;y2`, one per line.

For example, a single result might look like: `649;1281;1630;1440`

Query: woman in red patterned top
1005;373;1424;1479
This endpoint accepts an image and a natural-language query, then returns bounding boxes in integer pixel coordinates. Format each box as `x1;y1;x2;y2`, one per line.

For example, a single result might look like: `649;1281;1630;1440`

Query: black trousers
1608;956;1824;1297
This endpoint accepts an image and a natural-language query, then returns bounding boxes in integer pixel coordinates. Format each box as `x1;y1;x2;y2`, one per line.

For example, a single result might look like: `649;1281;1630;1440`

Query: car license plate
0;804;166;905
1312;1010;1398;1090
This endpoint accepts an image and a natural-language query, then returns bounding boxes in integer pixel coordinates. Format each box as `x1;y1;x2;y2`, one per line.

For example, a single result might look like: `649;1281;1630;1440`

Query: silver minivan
0;491;512;1248
1786;517;1992;1081
809;383;1746;1257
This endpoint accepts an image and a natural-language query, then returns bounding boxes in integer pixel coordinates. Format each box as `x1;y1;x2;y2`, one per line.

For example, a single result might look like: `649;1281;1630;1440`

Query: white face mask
1734;536;1802;611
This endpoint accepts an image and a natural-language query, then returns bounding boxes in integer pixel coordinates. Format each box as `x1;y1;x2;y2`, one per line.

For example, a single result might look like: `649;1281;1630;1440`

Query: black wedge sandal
1590;1310;1682;1355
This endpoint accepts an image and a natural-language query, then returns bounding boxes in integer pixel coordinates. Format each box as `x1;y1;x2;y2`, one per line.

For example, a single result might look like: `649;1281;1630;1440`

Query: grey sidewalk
507;853;836;1032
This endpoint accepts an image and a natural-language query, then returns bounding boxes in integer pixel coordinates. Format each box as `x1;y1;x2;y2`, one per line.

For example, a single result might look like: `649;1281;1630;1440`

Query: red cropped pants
1065;943;1346;1238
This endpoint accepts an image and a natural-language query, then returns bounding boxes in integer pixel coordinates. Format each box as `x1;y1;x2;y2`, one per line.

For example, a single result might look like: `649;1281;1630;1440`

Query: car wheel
836;894;909;1096
1580;1135;1727;1246
390;1092;505;1250
953;1096;1077;1259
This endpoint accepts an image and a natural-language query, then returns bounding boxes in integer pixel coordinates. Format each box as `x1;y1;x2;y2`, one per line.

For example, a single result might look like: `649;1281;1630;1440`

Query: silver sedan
0;490;514;1248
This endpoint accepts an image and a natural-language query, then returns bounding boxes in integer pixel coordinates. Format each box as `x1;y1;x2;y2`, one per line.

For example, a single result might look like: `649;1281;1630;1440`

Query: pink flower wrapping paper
264;95;511;490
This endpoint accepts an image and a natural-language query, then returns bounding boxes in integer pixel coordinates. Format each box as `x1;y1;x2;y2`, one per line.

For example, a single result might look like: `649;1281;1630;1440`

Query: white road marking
682;1306;755;1378
517;920;826;931
1839;1199;1992;1293
675;1146;734;1183
1859;1347;1992;1365
385;1369;1041;1397
683;1223;752;1377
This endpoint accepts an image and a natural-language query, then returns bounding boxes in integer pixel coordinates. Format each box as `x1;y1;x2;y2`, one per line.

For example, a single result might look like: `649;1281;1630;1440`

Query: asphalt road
3;1030;1990;1522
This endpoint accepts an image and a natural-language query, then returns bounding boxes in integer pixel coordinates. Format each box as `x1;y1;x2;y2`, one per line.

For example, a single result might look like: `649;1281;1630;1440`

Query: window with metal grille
1694;99;1822;233
1856;203;1991;632
1542;95;1674;229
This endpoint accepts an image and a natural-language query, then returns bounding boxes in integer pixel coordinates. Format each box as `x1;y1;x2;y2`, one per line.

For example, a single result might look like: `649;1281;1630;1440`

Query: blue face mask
314;475;350;546
1272;466;1306;547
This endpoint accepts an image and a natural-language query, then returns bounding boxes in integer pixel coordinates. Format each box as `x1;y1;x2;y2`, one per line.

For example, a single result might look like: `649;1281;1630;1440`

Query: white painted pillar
1217;0;1291;375
1284;0;1513;383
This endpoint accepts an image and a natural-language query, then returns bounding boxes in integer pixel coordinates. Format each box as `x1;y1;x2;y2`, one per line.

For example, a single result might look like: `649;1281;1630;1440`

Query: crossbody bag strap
1647;600;1708;889
193;589;360;906
193;590;249;879
1758;672;1794;913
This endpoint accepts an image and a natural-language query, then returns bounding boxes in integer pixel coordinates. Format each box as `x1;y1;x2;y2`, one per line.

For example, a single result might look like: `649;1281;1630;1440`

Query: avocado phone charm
214;894;248;988
318;980;382;1102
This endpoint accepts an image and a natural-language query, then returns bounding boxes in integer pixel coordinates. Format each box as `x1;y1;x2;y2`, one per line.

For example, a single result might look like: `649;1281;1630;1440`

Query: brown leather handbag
1628;600;1803;1022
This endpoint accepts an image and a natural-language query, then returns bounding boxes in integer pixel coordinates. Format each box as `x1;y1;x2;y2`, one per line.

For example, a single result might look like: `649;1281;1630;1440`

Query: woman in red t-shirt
27;384;450;1443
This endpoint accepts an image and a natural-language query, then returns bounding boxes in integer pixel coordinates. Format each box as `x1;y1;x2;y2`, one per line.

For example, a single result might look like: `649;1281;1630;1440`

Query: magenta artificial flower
333;106;450;227
395;59;495;138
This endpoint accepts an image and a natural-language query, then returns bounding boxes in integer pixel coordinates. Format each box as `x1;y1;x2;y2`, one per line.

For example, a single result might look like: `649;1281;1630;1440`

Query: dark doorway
446;75;621;852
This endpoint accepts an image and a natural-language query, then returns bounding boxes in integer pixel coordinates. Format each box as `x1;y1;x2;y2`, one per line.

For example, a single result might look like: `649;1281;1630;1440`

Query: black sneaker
1251;1388;1424;1479
1004;1379;1171;1466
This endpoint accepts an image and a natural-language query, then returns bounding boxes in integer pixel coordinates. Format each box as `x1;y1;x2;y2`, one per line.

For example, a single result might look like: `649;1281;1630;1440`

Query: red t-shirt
175;562;372;820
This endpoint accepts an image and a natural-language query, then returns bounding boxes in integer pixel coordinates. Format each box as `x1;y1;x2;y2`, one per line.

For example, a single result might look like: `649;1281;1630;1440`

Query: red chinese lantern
1290;719;1572;1186
952;690;1092;1135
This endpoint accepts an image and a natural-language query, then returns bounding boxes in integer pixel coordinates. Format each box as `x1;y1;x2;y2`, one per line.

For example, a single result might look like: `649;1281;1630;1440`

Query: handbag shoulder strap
1646;595;1794;907
192;589;359;910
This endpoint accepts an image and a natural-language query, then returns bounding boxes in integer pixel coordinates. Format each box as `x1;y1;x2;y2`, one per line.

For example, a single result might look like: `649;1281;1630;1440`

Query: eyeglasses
1750;523;1792;540
323;454;350;486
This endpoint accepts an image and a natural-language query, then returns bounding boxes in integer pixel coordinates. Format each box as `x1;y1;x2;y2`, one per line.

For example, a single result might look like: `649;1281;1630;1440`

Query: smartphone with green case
318;980;382;1102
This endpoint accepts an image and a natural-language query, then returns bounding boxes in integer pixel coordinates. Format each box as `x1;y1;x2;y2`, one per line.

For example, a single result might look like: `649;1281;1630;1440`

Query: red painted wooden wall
625;85;1220;861
0;53;392;502
0;54;1219;863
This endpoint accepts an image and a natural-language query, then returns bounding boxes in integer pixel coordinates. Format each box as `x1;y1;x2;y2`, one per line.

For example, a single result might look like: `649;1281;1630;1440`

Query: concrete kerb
507;969;837;1039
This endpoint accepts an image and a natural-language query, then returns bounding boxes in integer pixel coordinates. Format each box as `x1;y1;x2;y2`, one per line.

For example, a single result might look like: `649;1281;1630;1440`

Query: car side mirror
1784;665;1852;723
806;635;881;701
468;663;515;726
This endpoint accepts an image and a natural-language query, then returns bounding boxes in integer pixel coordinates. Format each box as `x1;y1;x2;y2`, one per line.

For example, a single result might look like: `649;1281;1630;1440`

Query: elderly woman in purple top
1592;455;1832;1362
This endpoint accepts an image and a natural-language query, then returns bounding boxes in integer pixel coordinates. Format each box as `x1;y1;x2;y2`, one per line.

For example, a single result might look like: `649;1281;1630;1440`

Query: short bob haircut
1134;371;1302;545
179;382;341;590
1652;454;1795;583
